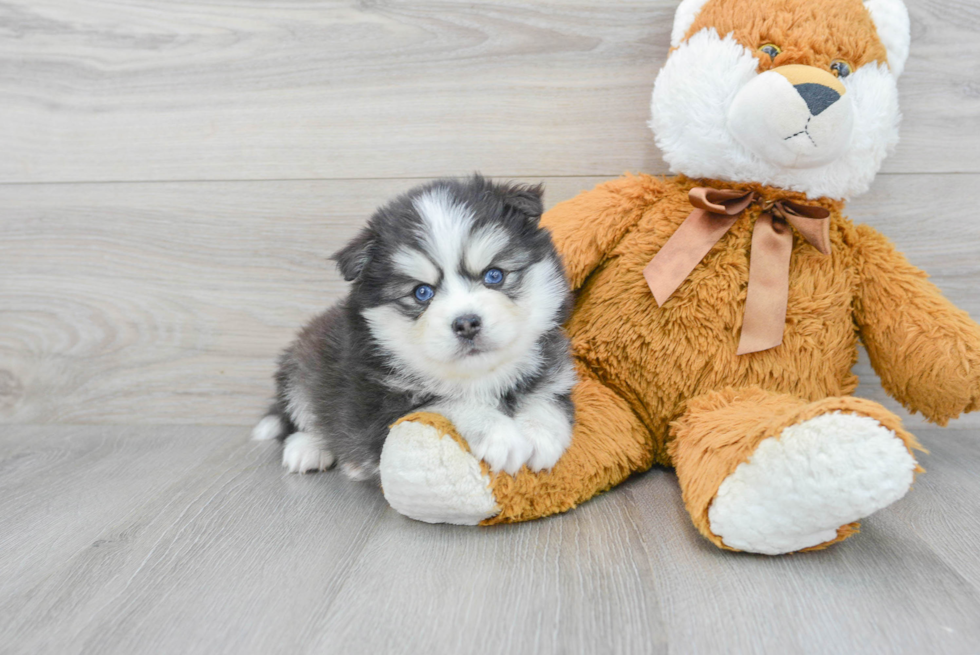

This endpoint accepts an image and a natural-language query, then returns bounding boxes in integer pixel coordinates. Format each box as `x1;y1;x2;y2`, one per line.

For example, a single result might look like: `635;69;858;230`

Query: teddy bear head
650;0;910;200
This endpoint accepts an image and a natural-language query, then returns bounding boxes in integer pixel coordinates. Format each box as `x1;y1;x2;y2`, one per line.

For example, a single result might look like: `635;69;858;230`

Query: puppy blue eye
483;268;504;285
413;284;435;303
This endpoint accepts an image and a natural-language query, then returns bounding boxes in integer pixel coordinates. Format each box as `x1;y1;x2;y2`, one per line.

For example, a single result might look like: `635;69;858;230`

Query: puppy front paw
522;422;568;471
517;402;573;472
282;432;336;473
470;418;533;475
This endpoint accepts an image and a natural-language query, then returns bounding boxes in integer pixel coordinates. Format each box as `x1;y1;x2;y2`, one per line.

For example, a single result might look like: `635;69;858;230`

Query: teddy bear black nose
794;83;841;117
452;314;482;340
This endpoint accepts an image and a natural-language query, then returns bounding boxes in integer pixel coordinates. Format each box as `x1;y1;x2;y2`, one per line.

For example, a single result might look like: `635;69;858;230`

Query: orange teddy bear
378;0;980;554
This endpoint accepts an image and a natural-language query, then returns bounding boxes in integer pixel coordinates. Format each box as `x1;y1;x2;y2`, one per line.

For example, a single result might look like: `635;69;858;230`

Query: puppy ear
502;183;544;223
331;227;377;282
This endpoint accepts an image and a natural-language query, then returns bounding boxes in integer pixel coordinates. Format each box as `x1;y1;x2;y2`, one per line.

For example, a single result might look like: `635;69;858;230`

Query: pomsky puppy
252;175;576;480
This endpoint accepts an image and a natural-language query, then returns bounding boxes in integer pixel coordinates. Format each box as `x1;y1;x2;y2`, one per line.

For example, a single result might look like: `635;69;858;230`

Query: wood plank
0;0;977;184
0;425;389;654
0;176;601;427
0;425;229;601
307;492;668;655
0;425;664;655
885;428;980;592
1;174;978;427
625;428;980;655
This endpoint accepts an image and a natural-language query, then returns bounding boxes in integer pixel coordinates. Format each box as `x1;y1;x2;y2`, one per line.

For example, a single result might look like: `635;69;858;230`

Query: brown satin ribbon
643;187;831;355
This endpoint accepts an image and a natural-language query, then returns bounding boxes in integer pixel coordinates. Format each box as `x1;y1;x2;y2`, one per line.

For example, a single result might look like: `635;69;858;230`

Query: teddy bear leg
670;387;924;555
379;371;655;525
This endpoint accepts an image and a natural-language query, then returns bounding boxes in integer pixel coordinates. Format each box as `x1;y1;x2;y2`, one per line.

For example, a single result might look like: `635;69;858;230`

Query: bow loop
772;200;832;256
642;186;833;354
688;187;756;215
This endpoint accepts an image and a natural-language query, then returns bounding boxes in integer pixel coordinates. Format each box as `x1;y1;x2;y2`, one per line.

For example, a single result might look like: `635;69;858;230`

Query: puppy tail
251;403;296;442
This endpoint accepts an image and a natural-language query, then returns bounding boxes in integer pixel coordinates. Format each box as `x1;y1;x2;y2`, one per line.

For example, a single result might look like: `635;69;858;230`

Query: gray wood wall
2;0;979;429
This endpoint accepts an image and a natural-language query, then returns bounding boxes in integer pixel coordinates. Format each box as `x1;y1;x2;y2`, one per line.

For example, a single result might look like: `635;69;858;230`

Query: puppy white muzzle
727;64;853;169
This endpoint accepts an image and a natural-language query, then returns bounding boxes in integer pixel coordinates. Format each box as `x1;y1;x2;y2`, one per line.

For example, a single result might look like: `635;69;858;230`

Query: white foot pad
380;420;499;525
708;412;916;555
282;432;336;473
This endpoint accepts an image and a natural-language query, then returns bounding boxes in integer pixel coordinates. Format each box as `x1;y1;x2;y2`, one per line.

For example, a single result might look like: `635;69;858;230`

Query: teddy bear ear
863;0;911;78
669;0;712;48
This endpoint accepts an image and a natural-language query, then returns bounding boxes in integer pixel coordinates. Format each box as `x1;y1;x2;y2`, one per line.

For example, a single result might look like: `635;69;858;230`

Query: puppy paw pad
282;432;336;473
473;423;534;475
520;421;570;472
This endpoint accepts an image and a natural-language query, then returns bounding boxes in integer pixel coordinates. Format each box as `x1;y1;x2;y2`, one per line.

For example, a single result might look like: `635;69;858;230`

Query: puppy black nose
452;314;482;340
794;83;840;117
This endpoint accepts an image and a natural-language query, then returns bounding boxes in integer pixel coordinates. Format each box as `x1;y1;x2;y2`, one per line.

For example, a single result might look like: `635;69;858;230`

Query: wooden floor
3;425;980;654
2;1;980;653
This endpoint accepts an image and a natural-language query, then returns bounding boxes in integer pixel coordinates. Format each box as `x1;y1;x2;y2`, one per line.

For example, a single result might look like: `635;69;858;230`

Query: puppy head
651;0;909;200
334;175;569;390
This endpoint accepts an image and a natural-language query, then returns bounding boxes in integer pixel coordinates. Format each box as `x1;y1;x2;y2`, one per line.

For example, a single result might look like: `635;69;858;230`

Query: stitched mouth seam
783;115;817;147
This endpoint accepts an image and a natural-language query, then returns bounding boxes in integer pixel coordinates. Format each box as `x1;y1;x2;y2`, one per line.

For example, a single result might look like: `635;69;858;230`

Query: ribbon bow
643;187;832;355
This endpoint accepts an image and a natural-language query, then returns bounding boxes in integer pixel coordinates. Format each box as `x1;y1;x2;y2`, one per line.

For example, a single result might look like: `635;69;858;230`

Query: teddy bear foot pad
381;418;500;525
707;412;917;555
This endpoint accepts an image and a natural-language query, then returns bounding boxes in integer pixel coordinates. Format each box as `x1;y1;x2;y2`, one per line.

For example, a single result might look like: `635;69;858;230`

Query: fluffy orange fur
458;173;977;547
683;0;890;73
387;0;980;552
669;386;923;549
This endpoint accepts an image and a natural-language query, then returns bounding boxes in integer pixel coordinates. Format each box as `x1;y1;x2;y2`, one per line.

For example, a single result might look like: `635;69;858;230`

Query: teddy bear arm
852;224;980;425
379;366;658;526
541;176;661;289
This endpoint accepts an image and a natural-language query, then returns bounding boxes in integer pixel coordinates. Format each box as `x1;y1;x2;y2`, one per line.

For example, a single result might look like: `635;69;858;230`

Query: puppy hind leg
255;399;336;474
251;402;296;441
340;461;380;482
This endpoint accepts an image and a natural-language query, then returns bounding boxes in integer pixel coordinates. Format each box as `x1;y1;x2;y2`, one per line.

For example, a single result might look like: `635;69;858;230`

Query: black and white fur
252;176;576;480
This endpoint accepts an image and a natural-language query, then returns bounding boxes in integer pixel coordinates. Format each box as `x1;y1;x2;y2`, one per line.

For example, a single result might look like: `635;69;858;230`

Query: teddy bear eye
759;44;781;60
830;59;852;78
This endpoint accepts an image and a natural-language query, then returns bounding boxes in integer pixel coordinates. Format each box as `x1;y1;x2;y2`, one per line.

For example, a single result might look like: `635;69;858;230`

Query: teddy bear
376;0;980;554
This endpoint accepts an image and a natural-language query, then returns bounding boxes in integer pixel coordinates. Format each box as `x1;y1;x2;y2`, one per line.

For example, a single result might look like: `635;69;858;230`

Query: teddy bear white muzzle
727;64;853;169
